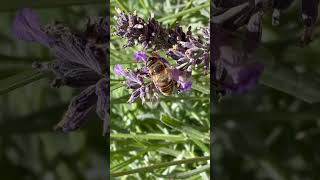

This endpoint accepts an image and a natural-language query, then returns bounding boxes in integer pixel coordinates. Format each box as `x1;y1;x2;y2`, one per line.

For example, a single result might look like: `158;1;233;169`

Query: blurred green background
214;1;320;180
110;0;210;179
0;1;107;180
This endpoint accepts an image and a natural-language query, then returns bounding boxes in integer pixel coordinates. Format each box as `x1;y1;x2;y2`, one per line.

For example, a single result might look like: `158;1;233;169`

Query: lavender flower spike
212;17;264;95
114;64;144;89
114;8;189;50
54;85;97;132
13;8;109;134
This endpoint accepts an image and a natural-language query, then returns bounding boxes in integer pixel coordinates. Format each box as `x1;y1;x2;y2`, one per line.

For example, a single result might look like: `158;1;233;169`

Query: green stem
139;0;149;12
111;150;147;172
111;133;187;142
111;83;125;91
0;70;46;95
110;156;210;177
158;2;209;22
159;164;210;179
115;0;129;13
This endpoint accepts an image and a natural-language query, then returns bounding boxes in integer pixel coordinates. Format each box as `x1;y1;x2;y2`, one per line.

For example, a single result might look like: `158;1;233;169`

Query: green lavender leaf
158;2;209;22
0;69;46;95
110;156;209;177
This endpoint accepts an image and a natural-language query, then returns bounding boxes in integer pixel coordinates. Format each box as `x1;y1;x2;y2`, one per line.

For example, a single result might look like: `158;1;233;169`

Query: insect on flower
114;51;193;103
113;9;206;103
146;55;177;96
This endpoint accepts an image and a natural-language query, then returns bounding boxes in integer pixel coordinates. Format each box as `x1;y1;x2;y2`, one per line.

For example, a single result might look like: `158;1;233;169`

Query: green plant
110;0;210;179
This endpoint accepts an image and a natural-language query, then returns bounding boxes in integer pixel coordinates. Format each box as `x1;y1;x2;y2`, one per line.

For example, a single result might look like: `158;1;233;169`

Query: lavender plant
12;8;109;135
212;0;320;98
110;1;210;178
213;1;320;179
113;8;210;103
212;1;265;97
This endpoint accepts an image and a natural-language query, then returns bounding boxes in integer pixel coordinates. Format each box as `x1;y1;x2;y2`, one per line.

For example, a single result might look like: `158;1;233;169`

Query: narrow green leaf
174;0;195;23
111;83;125;91
110;156;209;177
157;147;183;157
0;54;49;63
111;133;187;142
191;139;209;153
139;0;149;12
192;82;210;95
0;69;46;95
260;64;320;104
0;103;67;135
157;164;210;179
256;47;320;103
158;2;209;22
111;94;131;104
160;113;184;128
115;0;129;13
160;114;210;144
160;102;172;117
215;110;320;124
0;67;28;80
111;150;147;172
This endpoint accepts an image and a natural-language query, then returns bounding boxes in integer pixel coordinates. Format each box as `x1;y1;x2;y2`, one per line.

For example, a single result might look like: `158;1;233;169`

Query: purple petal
179;80;192;92
167;48;185;60
114;64;125;76
53;65;101;88
114;64;143;89
128;88;140;103
133;51;148;62
95;78;109;135
52;38;103;75
140;86;146;103
95;78;108;120
171;69;191;81
54;85;97;132
171;69;192;92
12;8;52;45
220;45;262;86
125;71;143;89
171;69;184;81
222;63;264;94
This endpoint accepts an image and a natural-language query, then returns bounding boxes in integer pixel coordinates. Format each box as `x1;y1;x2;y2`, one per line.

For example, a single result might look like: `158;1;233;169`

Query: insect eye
147;57;157;67
154;65;164;73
